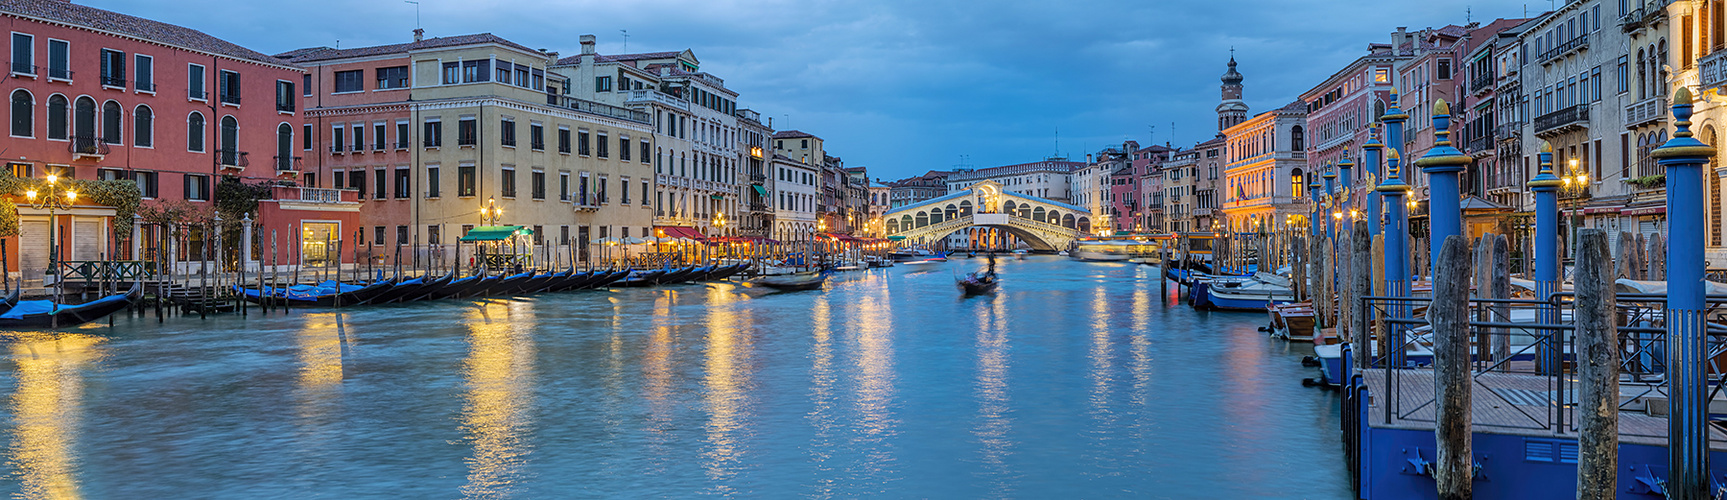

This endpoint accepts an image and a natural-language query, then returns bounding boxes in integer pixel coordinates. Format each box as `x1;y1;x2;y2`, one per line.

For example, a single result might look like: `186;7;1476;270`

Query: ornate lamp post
1560;157;1591;259
1651;88;1716;500
479;196;503;226
24;172;78;282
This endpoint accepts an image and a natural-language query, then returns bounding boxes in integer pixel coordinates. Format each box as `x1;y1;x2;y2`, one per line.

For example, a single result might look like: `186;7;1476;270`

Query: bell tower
1217;52;1248;132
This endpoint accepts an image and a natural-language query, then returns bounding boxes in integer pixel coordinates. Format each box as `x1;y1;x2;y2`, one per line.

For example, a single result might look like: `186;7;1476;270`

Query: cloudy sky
94;0;1536;180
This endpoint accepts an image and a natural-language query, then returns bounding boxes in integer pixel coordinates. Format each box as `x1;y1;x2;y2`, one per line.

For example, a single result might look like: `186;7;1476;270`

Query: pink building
1300;42;1401;208
0;0;349;277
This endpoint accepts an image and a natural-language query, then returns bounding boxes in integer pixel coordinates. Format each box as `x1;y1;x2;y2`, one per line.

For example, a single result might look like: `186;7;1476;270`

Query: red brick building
0;0;356;278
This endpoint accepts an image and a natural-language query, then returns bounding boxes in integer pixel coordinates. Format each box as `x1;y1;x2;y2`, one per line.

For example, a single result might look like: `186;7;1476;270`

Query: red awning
1622;206;1666;216
1582;207;1622;215
653;226;707;240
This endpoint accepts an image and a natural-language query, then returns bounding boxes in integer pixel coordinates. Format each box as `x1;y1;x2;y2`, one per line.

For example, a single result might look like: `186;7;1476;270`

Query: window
424;119;442;147
133;54;153;92
396;121;409;148
276;80;294;112
374;123;385;150
578;130;590;155
1617;56;1630;93
619;136;631;161
8;90;29;137
559;172;569;201
46;94;64;139
530;123;544;150
373;168;386;199
426;165;440;198
334;69;363;93
101;100;120;144
46;39;66;79
185;174;209;201
514;67;527;87
641;180;649;208
441;62;459;84
352;125;363;153
302;124;312;150
303;74;311;96
100;49;125;87
596;76;612;91
461;59;488;83
458;117;477;146
458;164;475;196
187;112;205;152
133;171;158;198
532;170;545;199
349;168;364;198
332;125;345;152
558;127;570;153
1591;66;1602;101
640;141;650;164
501;167;517;197
495;60;512;83
133;105;151;147
218;70;240;104
374;226;384;245
219;116;238;163
377;66;409;89
500;117;516;146
620;176;630;204
395;167;409;199
597;133;609;158
397;226;408;246
429;225;440;245
10;34;31;75
597;176;608;203
188;64;206;100
579;175;589;205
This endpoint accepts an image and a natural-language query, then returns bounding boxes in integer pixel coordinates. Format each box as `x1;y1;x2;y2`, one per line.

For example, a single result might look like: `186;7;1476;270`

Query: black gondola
958;253;1000;295
586;269;631;289
427;274;486;300
367;273;450;304
0;282;142;328
0;287;22;314
616;269;666;287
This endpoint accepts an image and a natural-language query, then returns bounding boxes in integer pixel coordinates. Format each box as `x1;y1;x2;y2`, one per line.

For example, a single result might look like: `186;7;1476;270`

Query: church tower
1217;54;1248;132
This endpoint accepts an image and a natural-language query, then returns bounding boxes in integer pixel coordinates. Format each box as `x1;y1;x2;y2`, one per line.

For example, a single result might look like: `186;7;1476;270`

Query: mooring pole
1350;223;1370;370
1528;143;1563;375
1575;229;1618;500
1651;88;1715;500
1432;235;1473;500
1413;99;1470;277
1376;151;1411;368
1363;124;1385;239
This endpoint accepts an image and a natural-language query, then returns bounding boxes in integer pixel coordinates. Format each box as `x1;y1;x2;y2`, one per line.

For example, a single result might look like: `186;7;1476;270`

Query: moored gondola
751;270;826;291
0;282;142;328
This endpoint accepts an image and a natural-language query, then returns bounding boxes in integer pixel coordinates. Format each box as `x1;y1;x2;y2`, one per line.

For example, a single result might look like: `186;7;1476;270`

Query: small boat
427;274;486;300
958;253;1000;295
0;287;22;314
0;282;142;328
753;270;826;291
1190;272;1295;311
616;269;667;287
1266;302;1316;341
1012;249;1028;260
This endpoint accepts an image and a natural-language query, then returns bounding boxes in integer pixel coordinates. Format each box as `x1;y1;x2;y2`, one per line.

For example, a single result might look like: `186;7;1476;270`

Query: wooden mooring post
1431;235;1472;500
1349;224;1369;370
1575;229;1618;500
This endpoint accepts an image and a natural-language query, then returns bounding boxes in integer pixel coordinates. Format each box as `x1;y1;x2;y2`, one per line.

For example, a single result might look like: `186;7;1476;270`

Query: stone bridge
884;180;1095;251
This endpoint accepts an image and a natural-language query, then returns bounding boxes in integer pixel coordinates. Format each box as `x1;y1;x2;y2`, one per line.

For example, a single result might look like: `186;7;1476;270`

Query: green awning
459;225;527;242
710;194;725;200
887;235;907;241
752;185;769;197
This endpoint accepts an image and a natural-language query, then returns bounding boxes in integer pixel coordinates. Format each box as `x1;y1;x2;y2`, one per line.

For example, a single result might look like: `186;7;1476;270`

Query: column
1413;99;1471;273
1529;143;1563;374
1377;150;1411;367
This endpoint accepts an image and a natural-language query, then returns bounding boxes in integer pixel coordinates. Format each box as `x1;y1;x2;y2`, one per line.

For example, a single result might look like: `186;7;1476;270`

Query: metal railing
69;135;109;156
274;186;352;204
276;101;294;113
219;93;240;105
100;74;125;87
548;94;653;124
1470;74;1495;93
1539;35;1590;64
9;62;35;75
59;260;154;282
218;149;248;168
274;155;302;171
1533;103;1589;135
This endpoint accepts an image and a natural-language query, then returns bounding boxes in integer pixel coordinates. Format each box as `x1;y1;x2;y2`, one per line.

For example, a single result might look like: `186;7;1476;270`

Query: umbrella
625;237;647;245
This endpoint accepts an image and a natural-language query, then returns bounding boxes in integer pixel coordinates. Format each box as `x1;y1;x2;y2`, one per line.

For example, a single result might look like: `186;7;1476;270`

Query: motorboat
1190;272;1295;311
1267;302;1316;341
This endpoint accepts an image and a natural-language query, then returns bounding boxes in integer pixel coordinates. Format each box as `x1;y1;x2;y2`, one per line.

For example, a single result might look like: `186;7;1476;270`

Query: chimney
413;28;424;42
580;34;596;55
1392;27;1407;56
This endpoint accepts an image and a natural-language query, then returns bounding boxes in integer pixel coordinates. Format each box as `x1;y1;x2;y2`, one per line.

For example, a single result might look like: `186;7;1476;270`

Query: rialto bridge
883;180;1095;251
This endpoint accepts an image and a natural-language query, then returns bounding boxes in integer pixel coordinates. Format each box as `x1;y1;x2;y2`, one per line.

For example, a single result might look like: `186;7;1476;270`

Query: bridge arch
1033;206;1046;222
886;218;899;233
959;200;973;216
916;211;928;228
1062;213;1074;228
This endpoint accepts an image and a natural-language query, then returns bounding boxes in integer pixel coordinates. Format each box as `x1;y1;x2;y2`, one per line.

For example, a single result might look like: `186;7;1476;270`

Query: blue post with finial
1414;99;1471;273
1651;87;1716;500
1383;88;1408;161
1324;163;1338;243
1377;149;1410;368
1363;125;1385;238
1527;142;1563;375
1338;155;1355;237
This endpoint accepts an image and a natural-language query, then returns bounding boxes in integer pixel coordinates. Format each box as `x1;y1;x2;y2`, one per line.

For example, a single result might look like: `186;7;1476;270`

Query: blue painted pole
1377;150;1410;368
1338;156;1355;238
1414;99;1471;278
1363;127;1385;238
1651;88;1716;500
1308;174;1321;241
1528;143;1562;375
1382;89;1408;166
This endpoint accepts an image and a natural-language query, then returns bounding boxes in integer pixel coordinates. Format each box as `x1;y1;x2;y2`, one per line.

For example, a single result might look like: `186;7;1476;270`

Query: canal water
0;256;1349;498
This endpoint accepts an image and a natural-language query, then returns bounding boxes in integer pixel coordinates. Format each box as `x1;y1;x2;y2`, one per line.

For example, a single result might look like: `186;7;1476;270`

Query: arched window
901;215;912;231
101;100;121;144
277;123;293;170
1062;214;1075;228
187;112;205;152
944;203;958;220
219;115;238;165
1637;49;1648;99
10;89;31;137
929;207;943;224
886;218;899;233
46;94;66;140
958;199;973;216
1658;39;1670;96
915;211;929;228
1290;125;1304;151
73;96;96;152
133;105;152;147
1291;168;1305;199
1033;206;1046;222
1077;217;1092;233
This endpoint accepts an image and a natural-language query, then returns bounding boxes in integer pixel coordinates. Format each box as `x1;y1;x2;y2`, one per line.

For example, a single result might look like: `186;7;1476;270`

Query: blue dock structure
1341;93;1727;499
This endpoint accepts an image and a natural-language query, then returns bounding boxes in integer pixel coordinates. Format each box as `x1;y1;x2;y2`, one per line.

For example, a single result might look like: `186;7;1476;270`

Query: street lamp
25;172;77;280
1560;157;1591;259
479;196;502;225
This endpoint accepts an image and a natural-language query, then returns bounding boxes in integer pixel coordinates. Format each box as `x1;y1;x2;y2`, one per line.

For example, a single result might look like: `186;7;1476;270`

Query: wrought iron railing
59;260;155;282
274;155;302;171
69;135;108;156
1533;103;1589;135
218;149;248;168
1538;36;1590;64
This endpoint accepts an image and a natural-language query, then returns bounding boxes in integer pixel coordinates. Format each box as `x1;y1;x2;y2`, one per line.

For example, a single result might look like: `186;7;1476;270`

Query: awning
710;194;725;200
459;225;527;242
712;236;780;244
1583;207;1622;215
752;185;769;197
887;235;907;241
653;226;707;240
1623;206;1667;216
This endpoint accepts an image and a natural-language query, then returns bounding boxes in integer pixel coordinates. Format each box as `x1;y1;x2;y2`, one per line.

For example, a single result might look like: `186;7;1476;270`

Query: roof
276;33;541;63
2;0;294;67
773;130;817;139
556;50;685;66
458;225;528;242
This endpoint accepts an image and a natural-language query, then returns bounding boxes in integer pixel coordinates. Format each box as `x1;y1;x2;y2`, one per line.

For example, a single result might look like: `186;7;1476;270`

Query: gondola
462;273;518;298
0;287;22;314
751;270;826;291
0;282;142;328
652;266;700;285
368;272;452;305
616;269;667;287
506;272;557;295
957;253;1000;295
426;274;486;300
588;269;632;288
242;278;396;307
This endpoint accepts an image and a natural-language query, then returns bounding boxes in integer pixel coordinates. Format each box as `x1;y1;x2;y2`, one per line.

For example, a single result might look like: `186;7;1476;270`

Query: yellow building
1219;100;1309;232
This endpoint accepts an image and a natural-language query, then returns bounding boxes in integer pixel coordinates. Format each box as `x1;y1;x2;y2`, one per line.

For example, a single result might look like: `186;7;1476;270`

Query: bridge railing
1005;215;1082;236
891;215;974;239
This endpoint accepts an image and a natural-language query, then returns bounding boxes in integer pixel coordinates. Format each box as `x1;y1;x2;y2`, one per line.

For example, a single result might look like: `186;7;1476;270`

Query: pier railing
59;260;156;282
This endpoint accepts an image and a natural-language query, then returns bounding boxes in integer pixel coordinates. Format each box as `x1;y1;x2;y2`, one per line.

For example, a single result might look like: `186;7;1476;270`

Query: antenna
1148;125;1156;145
1054;126;1060;157
1466;6;1471;25
404;1;420;30
620;29;630;52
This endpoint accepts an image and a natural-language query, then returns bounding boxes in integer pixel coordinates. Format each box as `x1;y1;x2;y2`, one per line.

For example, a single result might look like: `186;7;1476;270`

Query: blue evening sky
90;0;1537;181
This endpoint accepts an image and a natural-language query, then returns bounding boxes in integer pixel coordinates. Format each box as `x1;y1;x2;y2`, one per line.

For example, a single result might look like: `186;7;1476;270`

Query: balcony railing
1465;129;1496;154
1625;96;1667;128
100;75;125;87
750;172;766;183
749;202;769;212
274;155;302;171
395;139;410;149
1703;50;1727;93
8;62;35;76
69;135;108;157
548;94;652;124
1494;121;1524;141
219;93;240;105
273;186;356;204
276;101;294;113
625;89;691;111
1470;73;1495;94
1533;103;1589;135
1539;36;1589;64
217;149;248;168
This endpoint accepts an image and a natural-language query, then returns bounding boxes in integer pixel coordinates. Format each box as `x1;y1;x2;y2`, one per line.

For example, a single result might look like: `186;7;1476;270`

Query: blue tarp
0;292;130;320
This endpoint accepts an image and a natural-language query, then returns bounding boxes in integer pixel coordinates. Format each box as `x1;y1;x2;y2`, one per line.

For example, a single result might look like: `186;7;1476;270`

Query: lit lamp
479;196;502;225
25;172;77;280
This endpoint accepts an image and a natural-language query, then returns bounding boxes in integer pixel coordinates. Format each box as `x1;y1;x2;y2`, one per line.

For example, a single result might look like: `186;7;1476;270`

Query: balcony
1538;36;1589;64
1464;126;1497;155
272;186;356;204
219;93;240;105
69;136;108;159
1470;73;1495;94
750;172;766;183
276;101;294;113
8;62;35;76
1533;103;1589;136
1620;4;1664;34
1625;96;1667;128
1494;121;1524;142
274;155;302;172
1703;50;1727;93
625;89;691;111
749;202;769;212
548;94;652;124
100;74;125;87
217;149;249;169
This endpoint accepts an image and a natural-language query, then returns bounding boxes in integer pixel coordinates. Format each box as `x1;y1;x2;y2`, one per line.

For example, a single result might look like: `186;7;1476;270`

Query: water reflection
702;285;752;492
1086;285;1119;478
973;294;1016;495
850;285;898;490
7;333;103;500
805;296;837;496
295;313;347;413
459;301;536;499
642;291;678;475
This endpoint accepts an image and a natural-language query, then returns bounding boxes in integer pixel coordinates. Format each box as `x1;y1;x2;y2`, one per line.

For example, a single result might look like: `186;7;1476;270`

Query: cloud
84;0;1530;180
